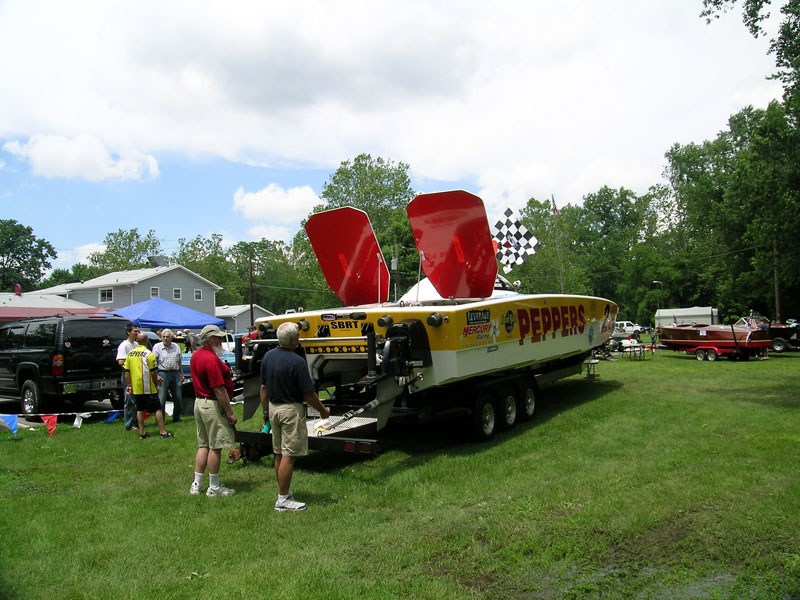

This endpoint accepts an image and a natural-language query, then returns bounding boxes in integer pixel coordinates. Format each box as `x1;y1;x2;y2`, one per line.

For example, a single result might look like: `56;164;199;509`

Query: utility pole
248;244;254;329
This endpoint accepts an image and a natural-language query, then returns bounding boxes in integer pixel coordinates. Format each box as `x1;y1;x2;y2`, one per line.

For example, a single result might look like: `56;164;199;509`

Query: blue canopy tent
107;297;225;329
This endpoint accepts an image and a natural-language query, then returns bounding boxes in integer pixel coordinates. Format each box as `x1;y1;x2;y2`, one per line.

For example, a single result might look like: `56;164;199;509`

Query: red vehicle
656;323;771;361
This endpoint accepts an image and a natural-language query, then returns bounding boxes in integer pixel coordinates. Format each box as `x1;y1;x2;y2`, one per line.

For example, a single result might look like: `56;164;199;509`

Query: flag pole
552;195;564;293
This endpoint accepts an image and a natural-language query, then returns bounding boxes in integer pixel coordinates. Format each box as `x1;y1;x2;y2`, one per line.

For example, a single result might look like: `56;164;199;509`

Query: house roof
215;304;274;318
36;264;222;294
0;293;107;322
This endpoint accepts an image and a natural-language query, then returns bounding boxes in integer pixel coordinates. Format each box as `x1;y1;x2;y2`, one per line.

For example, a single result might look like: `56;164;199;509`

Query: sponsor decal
487;345;499;353
321;314;336;322
466;309;491;325
462;323;491;337
305;344;368;354
517;303;587;345
329;320;360;330
501;310;517;334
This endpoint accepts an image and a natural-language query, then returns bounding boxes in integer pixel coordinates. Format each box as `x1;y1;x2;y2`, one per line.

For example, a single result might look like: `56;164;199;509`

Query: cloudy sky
0;0;782;272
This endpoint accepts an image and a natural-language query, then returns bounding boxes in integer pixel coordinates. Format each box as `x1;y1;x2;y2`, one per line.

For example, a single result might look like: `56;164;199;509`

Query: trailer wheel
772;337;788;353
695;349;706;361
471;393;497;441
517;380;537;422
706;348;718;362
497;387;518;430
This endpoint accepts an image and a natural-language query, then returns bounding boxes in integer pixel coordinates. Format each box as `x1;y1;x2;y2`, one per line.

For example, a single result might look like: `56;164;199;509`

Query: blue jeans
122;374;136;429
158;370;183;420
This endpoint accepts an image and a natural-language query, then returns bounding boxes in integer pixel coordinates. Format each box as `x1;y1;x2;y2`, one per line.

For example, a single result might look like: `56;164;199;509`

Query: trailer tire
706;348;718;362
772;337;788;353
497;387;518;431
471;393;497;441
516;380;537;422
695;349;706;361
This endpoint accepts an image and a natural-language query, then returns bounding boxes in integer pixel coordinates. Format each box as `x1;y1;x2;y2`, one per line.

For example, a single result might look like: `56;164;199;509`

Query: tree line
1;1;797;325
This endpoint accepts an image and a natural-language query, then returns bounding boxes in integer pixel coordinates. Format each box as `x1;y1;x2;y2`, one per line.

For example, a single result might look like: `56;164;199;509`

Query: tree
0;220;57;292
702;0;800;118
293;154;418;304
88;228;163;271
172;234;243;306
37;262;106;289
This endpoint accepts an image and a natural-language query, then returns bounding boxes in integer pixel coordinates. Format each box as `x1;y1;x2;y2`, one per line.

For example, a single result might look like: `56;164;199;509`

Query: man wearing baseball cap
189;325;237;497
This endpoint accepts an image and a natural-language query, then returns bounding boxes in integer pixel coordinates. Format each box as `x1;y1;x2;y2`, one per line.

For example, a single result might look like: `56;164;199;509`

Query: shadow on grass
294;376;625;475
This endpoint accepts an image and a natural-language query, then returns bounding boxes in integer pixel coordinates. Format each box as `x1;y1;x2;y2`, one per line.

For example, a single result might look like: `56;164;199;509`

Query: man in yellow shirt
124;332;174;440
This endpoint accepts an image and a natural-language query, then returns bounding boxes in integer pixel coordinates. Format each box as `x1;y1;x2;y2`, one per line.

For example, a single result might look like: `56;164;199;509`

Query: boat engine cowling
380;319;432;378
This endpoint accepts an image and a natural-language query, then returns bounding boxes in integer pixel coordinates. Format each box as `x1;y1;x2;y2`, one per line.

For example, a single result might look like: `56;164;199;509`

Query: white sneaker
206;484;235;497
275;497;306;512
189;482;202;496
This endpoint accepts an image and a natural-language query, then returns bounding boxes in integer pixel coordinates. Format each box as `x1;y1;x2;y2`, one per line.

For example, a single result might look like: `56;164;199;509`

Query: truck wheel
695;349;706;361
517;380;537;421
109;390;123;410
21;379;43;415
706;348;718;362
772;338;788;353
471;393;497;441
497;387;518;430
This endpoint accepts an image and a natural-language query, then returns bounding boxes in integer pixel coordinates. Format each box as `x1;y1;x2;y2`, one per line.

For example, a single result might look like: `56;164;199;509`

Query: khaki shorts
269;402;308;457
194;398;235;450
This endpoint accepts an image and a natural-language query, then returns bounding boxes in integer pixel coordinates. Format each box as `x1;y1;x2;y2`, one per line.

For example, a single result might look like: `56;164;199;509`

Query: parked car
615;321;647;336
0;316;129;415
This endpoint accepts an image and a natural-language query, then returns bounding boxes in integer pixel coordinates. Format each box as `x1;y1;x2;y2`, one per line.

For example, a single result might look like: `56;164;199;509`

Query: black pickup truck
0;315;129;415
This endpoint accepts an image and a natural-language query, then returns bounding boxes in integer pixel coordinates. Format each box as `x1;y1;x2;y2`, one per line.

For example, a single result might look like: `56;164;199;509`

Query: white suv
615;321;645;335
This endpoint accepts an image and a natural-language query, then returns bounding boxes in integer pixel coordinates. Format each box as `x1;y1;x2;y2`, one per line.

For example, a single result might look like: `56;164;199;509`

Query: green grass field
1;349;799;599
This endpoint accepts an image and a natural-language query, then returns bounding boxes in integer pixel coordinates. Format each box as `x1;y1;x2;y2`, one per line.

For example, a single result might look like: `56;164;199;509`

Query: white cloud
3;134;158;181
233;183;319;222
52;242;104;270
247;224;291;242
0;0;784;213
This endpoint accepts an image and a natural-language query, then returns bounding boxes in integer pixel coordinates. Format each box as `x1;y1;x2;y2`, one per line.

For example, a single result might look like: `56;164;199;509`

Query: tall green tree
172;234;243;306
88;228;162;271
0;219;57;292
293;154;418;303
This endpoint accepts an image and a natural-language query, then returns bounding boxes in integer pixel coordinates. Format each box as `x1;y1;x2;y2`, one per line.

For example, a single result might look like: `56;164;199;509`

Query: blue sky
0;1;783;273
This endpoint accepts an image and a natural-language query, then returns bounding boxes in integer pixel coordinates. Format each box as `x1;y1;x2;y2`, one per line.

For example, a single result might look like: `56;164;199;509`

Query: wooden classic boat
656;323;771;361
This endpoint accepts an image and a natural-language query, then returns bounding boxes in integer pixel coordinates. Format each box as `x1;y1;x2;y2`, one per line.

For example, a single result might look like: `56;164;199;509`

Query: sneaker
206;484;235;497
189;482;202;496
275;497;307;512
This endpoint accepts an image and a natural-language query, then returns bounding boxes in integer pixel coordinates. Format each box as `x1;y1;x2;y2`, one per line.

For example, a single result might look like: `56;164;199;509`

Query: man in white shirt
116;323;139;430
153;328;185;422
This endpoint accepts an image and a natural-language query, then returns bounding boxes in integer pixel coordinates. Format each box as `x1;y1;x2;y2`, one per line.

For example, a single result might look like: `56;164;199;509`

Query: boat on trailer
238;190;618;443
656;323;771;361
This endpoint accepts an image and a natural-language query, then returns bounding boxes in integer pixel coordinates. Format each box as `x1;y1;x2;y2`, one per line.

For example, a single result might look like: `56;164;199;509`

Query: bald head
136;332;149;345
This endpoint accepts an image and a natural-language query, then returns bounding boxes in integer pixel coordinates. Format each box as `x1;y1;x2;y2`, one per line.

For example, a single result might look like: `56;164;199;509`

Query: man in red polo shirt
189;325;237;497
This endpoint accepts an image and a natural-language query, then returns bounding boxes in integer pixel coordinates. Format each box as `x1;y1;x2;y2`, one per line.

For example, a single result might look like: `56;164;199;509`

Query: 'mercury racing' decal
517;304;586;345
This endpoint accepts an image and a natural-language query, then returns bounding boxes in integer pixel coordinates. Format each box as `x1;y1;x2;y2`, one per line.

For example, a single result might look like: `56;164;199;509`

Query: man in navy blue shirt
260;322;329;512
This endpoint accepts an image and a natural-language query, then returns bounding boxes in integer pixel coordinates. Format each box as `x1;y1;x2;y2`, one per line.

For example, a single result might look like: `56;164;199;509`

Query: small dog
227;447;242;464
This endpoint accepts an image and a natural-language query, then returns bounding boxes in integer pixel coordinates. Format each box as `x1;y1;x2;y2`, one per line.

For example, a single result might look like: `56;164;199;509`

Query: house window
194;289;202;301
99;288;113;304
150;287;159;298
173;288;182;301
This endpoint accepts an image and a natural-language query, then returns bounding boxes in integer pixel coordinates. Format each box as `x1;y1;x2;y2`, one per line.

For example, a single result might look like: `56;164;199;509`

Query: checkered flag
491;208;539;273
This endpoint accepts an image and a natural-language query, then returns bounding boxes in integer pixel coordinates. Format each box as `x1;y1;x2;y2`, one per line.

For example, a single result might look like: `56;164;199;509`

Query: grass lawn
1;349;799;599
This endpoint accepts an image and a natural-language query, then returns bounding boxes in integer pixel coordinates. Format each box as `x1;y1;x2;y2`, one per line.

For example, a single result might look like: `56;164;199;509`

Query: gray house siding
61;268;218;315
221;307;272;332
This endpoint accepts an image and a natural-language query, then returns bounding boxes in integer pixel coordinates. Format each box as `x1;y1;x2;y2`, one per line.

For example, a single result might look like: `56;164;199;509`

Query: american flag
552;197;560;216
491;208;540;274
